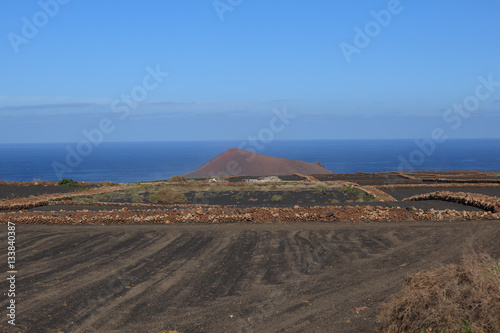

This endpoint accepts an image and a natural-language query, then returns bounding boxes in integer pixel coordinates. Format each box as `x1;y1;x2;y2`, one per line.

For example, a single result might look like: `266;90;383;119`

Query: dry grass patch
271;194;283;202
148;188;187;204
168;175;188;182
377;248;500;333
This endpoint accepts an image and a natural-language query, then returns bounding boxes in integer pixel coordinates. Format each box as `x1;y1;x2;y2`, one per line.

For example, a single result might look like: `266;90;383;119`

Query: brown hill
184;148;333;178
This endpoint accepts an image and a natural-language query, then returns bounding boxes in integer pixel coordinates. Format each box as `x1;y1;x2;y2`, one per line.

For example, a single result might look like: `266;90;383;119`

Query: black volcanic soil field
1;221;499;332
1;172;499;332
0;184;94;200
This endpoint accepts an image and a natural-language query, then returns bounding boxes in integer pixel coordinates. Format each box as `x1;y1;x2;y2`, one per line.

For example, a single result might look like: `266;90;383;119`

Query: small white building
244;176;282;183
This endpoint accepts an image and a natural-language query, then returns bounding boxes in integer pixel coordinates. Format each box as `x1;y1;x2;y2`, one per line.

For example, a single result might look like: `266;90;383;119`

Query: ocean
0;139;499;183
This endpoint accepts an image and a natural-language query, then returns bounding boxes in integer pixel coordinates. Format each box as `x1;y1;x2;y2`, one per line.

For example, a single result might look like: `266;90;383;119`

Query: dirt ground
1;172;499;332
26;199;484;213
0;185;95;200
1;221;499;332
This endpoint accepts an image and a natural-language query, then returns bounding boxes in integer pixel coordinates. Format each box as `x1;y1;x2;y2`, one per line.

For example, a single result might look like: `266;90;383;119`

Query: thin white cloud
147;101;196;106
0;102;96;111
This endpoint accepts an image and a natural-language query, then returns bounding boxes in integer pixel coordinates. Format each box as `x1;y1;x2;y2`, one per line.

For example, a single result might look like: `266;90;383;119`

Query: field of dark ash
1;221;499;332
0;171;499;332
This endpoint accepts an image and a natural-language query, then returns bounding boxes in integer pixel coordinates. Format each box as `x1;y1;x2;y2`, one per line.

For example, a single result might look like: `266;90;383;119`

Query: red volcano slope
184;148;333;178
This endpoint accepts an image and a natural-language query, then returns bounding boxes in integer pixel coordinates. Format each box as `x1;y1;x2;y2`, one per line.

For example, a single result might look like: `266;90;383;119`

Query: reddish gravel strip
403;191;500;213
421;178;500;183
294;173;320;182
377;183;500;189
360;186;397;202
1;205;498;224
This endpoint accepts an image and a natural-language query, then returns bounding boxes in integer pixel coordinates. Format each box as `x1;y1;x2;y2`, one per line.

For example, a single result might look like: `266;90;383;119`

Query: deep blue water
0;139;499;183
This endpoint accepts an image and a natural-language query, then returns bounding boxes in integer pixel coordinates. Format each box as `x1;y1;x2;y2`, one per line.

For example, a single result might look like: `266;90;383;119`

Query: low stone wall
403;191;500;213
1;205;498;224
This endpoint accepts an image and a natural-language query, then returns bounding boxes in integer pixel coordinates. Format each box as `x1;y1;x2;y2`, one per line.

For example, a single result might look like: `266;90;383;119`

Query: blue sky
1;0;499;143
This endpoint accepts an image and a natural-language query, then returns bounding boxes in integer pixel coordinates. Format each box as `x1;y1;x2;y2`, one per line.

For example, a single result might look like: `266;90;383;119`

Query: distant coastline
1;139;499;183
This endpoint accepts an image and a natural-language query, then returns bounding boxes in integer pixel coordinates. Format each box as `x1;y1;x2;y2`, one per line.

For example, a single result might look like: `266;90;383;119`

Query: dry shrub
378;248;500;333
148;188;187;204
168;175;188;182
271;194;283;202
